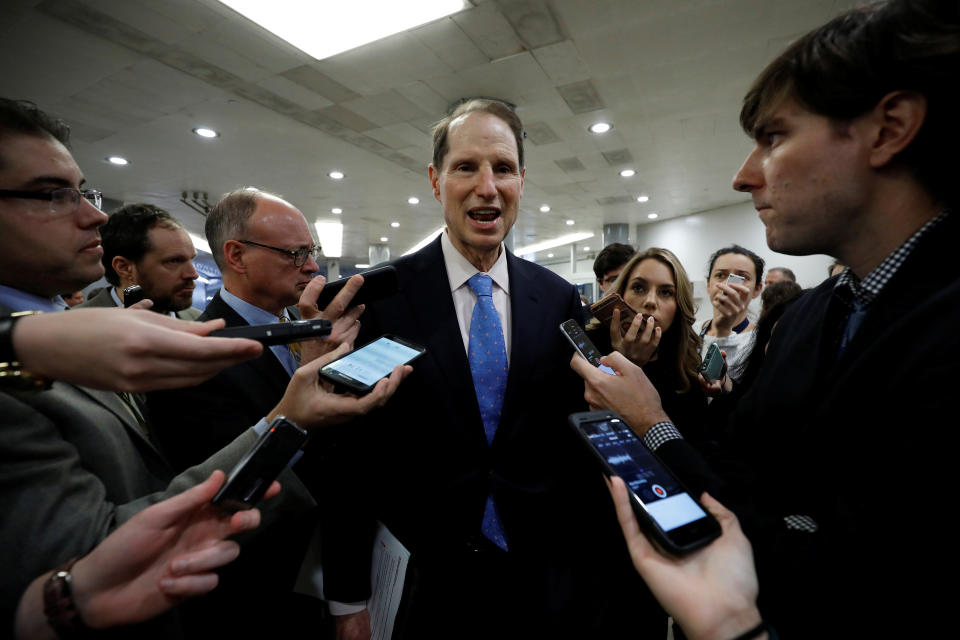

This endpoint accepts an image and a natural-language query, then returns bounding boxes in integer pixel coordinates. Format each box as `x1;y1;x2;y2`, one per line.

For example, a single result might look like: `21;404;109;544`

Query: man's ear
222;240;247;275
868;90;927;169
112;255;135;285
428;164;441;202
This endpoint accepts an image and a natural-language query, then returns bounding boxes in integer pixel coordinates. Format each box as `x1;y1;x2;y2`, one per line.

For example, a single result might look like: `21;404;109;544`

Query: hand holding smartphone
699;342;726;382
123;285;146;308
314;265;399;311
569;410;721;555
560;319;616;375
590;293;653;336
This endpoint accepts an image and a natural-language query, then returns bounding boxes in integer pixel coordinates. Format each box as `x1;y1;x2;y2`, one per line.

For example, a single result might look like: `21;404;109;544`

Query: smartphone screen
560;319;616;375
573;414;720;553
321;335;424;393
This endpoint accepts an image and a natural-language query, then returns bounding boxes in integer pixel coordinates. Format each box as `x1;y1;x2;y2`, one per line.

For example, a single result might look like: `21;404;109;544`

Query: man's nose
733;146;762;192
474;165;497;198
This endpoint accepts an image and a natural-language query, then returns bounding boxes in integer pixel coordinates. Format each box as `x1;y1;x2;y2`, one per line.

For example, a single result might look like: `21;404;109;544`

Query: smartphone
568;410;721;555
560;319;616;375
319;334;425;395
725;274;746;287
315;264;399;311
209;318;332;346
589;293;649;335
700;342;726;381
123;284;145;308
212;416;308;513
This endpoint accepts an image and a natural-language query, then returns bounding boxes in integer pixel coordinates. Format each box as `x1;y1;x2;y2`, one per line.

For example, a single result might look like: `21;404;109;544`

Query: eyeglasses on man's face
0;187;103;215
239;239;322;268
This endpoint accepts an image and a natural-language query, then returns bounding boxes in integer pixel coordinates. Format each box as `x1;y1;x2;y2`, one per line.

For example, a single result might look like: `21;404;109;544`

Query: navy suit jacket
316;237;628;602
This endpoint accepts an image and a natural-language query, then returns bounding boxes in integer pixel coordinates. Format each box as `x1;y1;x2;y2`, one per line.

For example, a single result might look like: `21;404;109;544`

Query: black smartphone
568;410;721;555
123;284;145;308
700;342;725;381
209;318;332;346
212;416;308;513
560;319;616;375
315;264;399;311
319;334;425;395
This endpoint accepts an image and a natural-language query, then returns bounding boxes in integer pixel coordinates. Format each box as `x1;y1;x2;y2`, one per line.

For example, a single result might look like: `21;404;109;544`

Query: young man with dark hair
79;202;201;318
592;242;636;295
571;1;959;636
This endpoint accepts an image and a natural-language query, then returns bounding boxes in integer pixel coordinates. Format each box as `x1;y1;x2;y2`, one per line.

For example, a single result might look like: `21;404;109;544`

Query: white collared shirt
440;229;512;364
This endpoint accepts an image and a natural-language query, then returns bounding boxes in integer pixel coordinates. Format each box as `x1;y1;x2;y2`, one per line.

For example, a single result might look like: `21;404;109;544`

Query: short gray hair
205;187;280;269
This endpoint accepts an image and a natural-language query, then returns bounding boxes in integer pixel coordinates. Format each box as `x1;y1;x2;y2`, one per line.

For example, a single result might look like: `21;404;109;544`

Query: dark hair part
731;286;805;386
432;98;525;171
100;203;182;286
740;0;960;207
768;266;796;282
707;244;765;287
593;243;636;281
0;98;71;170
205;188;269;269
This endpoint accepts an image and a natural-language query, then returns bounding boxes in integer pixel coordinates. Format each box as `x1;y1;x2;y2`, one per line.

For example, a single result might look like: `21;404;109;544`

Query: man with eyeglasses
147;187;327;472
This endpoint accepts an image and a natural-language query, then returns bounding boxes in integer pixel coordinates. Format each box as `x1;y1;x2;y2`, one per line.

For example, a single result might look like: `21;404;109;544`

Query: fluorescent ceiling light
217;0;468;61
188;233;211;254
106;156;128;166
565;219;575;226
355;263;371;269
380;236;389;242
315;221;343;258
514;232;594;256
404;226;445;256
637;195;649;203
193;127;219;138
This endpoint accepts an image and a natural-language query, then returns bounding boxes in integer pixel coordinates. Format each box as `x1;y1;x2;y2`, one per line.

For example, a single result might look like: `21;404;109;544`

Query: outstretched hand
607;477;763;640
297;275;365;364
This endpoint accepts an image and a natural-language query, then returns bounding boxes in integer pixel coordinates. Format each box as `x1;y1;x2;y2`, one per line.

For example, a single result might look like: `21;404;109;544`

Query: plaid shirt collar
834;210;950;309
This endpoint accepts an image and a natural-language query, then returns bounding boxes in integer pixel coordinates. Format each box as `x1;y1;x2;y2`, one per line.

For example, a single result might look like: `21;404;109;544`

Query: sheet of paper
368;522;410;640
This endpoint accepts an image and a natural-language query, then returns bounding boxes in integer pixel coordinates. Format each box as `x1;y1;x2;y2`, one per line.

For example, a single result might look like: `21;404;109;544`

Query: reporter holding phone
698;246;765;377
587;248;709;443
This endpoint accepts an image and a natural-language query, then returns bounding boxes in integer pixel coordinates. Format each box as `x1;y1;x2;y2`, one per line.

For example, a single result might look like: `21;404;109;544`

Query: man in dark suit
77;203;202;320
322;99;655;640
571;2;960;637
148;188;328;470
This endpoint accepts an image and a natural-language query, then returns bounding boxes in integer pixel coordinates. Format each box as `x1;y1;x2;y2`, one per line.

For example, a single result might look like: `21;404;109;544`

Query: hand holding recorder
709;275;753;336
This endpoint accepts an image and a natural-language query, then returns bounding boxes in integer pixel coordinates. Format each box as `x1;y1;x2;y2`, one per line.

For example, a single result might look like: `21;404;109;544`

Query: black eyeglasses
239;240;322;268
0;187;103;215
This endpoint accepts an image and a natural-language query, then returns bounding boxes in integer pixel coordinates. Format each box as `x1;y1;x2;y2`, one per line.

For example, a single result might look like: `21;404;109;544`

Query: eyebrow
630;276;675;288
19;175;85;190
753;117;787;140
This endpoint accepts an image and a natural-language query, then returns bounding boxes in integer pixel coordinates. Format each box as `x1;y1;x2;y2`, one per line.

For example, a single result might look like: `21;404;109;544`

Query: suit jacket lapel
72;385;166;457
498;251;542;441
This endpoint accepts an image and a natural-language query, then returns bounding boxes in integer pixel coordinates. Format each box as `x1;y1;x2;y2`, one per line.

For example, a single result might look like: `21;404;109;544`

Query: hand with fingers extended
610;308;661;366
268;342;412;430
297;275;365;364
15;470;278;638
11;308;262;393
607;477;765;640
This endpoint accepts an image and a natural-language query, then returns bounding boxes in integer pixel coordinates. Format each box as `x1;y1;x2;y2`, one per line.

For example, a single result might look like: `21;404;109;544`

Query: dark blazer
315;237;654;635
0;299;314;636
77;285;202;320
147;291;294;470
656;212;960;638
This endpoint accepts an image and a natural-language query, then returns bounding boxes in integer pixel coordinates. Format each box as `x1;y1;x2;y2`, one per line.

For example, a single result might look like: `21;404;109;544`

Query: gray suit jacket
77;286;203;320
0;302;314;634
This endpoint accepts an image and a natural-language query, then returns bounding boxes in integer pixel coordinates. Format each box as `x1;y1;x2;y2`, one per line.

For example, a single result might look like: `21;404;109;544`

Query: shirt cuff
643;421;682;451
327;600;368;616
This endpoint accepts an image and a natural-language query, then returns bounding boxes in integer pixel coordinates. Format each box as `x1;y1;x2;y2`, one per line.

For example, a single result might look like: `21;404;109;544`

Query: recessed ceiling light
588;122;612;134
408;196;420;205
547;253;554;258
355;263;370;269
391;221;400;228
648;212;659;219
565;219;575;226
540;204;551;213
637;195;649;203
193;127;219;138
106;156;129;166
380;236;388;242
329;170;345;180
583;246;590;251
619;169;636;178
331;207;342;214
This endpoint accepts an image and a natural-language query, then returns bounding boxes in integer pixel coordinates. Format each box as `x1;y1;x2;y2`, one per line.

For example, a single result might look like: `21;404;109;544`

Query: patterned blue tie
467;273;509;550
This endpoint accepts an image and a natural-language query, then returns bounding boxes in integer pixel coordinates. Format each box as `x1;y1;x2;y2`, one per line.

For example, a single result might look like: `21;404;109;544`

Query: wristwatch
0;311;52;391
43;557;90;636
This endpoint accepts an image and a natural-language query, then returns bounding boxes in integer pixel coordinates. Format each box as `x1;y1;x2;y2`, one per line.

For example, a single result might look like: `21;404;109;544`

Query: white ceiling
0;0;854;265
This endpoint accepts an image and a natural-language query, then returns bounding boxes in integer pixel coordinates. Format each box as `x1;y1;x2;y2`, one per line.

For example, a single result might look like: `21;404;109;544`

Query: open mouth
468;208;501;224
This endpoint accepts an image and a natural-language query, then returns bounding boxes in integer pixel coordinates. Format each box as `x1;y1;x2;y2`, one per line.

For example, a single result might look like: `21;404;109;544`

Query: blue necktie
838;301;867;358
467;273;509;550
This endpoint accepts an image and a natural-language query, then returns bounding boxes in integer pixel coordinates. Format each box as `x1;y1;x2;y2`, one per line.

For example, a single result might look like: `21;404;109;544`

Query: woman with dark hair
587;247;708;442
